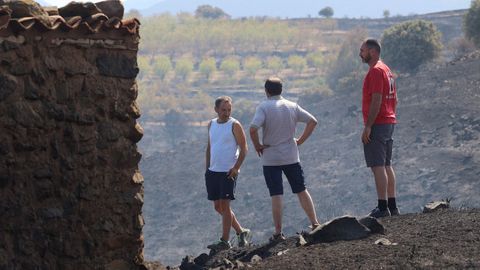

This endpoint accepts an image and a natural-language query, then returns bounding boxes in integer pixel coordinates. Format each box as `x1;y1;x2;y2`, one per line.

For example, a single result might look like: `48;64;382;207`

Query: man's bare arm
228;121;248;179
362;93;382;144
249;126;267;157
296;119;317;146
205;121;212;170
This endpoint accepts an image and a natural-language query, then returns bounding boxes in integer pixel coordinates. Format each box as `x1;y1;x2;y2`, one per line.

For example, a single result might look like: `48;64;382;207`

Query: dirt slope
254;209;480;269
163;209;480;270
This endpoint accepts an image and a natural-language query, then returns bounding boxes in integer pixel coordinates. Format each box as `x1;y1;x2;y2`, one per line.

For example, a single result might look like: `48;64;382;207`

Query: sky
44;0;472;19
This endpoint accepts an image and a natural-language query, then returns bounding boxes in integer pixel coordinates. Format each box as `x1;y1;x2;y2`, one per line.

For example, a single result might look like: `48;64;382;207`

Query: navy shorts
363;124;395;167
263;163;306;196
205;170;236;201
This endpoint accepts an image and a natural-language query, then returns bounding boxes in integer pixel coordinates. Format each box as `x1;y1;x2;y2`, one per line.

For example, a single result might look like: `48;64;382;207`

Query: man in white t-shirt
205;96;251;251
250;77;320;241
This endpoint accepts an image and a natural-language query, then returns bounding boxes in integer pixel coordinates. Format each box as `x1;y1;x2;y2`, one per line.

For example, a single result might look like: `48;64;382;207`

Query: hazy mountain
36;0;50;6
130;0;471;18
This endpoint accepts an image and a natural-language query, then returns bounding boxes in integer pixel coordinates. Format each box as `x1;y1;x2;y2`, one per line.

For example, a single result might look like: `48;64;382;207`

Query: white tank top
209;117;239;172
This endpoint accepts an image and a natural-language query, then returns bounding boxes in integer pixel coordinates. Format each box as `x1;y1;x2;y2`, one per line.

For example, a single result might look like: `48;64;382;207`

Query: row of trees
139;13;335;59
138;52;325;82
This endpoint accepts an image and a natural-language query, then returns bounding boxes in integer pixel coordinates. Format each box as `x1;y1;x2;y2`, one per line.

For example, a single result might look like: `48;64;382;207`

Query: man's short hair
265;77;283;96
365;39;381;54
215;96;232;108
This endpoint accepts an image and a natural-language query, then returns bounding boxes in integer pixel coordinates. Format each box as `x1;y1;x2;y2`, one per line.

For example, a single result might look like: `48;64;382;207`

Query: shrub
243;57;263;79
464;0;480;47
220;56;240;78
306;51;324;71
382;20;443;73
287;55;307;73
266;56;284;75
318;7;334;18
326;28;367;91
174;57;194;81
199;57;217;81
153;55;172;81
194;5;230;19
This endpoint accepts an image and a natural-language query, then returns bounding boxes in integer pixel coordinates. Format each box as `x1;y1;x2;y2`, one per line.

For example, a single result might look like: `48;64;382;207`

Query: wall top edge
0;1;139;36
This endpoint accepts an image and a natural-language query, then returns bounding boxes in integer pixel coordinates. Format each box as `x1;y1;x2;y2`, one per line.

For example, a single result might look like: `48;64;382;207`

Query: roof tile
0;1;139;35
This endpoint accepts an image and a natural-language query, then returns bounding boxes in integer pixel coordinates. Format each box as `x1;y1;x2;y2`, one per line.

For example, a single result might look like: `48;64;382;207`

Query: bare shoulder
232;119;245;130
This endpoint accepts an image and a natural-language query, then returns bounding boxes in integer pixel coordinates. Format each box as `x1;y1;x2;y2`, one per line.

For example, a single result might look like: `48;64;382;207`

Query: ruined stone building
0;1;144;269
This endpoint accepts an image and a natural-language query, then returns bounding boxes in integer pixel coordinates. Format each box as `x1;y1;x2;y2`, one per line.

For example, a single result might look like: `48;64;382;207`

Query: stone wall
0;13;144;270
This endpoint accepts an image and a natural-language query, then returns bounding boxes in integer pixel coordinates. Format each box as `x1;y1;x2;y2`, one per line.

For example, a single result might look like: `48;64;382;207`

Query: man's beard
361;54;371;63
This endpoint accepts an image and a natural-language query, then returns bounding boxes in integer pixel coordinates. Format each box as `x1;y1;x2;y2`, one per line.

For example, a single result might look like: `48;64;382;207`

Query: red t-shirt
362;61;397;125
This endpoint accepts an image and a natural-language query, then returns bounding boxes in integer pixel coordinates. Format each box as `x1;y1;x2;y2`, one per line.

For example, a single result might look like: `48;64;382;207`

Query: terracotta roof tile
0;1;139;35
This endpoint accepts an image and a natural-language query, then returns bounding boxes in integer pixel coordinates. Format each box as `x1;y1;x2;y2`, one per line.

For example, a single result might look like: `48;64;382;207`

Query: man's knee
371;166;386;173
214;205;222;214
218;200;231;214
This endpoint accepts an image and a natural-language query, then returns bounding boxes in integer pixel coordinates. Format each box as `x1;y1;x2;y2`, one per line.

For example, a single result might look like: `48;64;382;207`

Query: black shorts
205;169;236;201
363;124;395;167
263;163;306;196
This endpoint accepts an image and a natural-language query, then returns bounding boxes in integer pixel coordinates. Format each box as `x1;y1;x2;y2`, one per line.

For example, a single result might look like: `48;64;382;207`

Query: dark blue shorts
205;170;236;201
263;163;306;196
363;124;395;167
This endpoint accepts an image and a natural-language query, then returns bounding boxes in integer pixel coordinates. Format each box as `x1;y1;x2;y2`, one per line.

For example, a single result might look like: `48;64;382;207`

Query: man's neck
368;58;380;68
267;95;282;100
217;117;229;123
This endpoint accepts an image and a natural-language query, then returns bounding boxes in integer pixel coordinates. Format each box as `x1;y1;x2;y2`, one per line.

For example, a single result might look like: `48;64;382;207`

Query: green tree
195;5;230;19
266;56;284;75
287;55;307;73
464;0;480;47
124;9;141;19
153;55;173;81
318;7;334;18
326;27;368;91
174;56;194;81
382;20;443;72
137;55;151;79
306;51;324;71
220;56;240;78
383;10;390;18
199;57;217;81
243;57;263;79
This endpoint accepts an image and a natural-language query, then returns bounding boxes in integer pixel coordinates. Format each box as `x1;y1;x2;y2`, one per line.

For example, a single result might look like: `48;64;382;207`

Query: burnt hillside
167;208;480;270
141;51;480;266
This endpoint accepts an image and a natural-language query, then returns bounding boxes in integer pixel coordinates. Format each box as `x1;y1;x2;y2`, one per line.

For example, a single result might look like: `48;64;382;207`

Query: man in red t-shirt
359;39;400;218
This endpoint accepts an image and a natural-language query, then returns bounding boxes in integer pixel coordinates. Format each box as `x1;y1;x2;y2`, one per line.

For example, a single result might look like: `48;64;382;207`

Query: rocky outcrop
0;1;144;269
174;216;385;270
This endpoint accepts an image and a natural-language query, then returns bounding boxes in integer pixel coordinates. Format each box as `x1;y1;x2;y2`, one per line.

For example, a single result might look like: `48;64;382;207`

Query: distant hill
141;50;480;266
37;0;50;6
133;0;470;19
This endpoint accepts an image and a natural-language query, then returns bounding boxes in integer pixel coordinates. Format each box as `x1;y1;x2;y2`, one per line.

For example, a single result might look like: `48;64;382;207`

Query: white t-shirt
251;96;316;166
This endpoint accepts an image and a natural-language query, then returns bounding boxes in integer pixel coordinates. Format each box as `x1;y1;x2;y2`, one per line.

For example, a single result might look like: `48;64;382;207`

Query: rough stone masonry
0;1;145;269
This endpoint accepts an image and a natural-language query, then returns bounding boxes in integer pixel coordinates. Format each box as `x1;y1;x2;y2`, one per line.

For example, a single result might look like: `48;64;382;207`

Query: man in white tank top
205;96;251;251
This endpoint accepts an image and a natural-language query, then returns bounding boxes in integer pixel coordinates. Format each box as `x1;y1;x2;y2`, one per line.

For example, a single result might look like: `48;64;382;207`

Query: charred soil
166;209;480;270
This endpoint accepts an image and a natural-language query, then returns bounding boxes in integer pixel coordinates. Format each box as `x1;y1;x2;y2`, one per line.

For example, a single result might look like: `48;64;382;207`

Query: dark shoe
368;207;391;218
269;232;286;243
207;238;231;251
237;228;252;247
389;207;400;216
